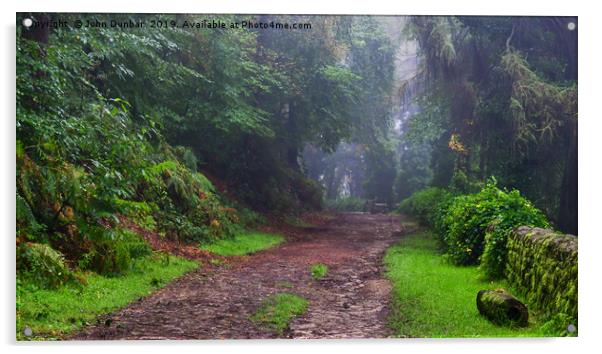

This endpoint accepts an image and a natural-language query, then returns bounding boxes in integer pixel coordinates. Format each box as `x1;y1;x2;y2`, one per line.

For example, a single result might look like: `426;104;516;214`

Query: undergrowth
16;254;198;340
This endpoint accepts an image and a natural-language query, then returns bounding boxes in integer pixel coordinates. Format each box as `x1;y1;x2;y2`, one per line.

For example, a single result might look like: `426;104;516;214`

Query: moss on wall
506;226;577;320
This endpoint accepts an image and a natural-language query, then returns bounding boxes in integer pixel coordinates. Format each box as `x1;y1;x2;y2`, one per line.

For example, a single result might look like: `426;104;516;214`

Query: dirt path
73;213;405;340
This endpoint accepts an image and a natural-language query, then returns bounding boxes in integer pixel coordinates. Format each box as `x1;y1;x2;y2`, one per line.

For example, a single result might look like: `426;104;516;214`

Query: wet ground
73;213;405;340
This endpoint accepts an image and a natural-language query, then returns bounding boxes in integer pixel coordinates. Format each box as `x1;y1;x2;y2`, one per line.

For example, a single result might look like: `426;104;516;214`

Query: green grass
16;254;198;340
200;231;284;256
250;293;309;335
310;263;328;280
384;231;548;338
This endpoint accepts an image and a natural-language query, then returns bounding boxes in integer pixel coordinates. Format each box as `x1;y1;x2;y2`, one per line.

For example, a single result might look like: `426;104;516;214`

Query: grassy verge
250;293;309;335
200;231;284;256
384;231;548;337
16;254;198;340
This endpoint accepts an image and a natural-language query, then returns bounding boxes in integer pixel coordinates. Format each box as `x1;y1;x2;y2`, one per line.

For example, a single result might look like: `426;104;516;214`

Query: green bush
142;159;242;242
448;169;484;195
441;179;549;269
325;197;366;212
397;187;452;227
17;243;74;289
113;199;157;231
81;229;151;276
87;241;131;276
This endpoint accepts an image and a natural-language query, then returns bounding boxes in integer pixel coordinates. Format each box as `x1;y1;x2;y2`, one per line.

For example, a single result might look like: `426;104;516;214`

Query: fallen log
476;289;529;327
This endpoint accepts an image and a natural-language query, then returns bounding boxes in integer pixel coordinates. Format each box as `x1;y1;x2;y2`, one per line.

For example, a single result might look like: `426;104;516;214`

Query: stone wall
506;226;577;319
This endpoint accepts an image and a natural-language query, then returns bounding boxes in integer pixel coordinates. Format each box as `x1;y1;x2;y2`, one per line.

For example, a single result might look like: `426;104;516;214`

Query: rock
476;289;528;327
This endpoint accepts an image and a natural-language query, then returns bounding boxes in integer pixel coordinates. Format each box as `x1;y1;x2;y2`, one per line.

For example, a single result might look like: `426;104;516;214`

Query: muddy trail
74;213;406;340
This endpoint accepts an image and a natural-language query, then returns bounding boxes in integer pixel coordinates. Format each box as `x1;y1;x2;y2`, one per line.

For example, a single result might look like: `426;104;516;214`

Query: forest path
73;213;405;339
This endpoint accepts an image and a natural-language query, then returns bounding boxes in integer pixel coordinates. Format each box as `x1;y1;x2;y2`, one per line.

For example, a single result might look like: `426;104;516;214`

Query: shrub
17;243;73;289
86;240;132;276
16;192;44;240
173;146;199;171
81;229;151;275
448;169;484;194
397;187;452;227
142;159;241;242
442;179;549;269
113;199;157;231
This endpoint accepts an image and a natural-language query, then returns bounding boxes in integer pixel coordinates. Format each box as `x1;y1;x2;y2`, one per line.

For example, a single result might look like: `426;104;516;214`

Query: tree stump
476;289;529;327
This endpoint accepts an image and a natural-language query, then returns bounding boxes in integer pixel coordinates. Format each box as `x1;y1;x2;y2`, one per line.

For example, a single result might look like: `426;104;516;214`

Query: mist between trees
16;14;577;284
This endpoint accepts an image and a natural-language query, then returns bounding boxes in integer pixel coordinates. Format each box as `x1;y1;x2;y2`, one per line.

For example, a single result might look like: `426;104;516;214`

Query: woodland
16;14;577;339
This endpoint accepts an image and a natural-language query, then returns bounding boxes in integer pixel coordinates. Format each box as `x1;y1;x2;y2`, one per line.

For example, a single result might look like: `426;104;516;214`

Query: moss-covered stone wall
506;226;577;319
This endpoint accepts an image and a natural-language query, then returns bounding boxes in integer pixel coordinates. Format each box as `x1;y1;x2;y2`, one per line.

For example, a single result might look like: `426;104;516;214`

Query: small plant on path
310;263;328;280
250;293;308;335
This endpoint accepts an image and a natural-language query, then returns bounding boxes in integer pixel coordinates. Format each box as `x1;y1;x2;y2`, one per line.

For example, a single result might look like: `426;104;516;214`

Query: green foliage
441;179;549;267
233;205;266;228
501;50;577;148
143;158;242;242
363;142;398;205
17;243;74;290
448;169;483;195
325;197;366;212
394;140;433;201
506;227;577;320
400;180;550;280
384;231;547;337
302;17;398;204
310;263;328;280
541;313;577;337
174;146;200;171
199;232;284;256
86;240;131;276
16;192;44;239
250;293;309;335
480;227;513;279
113;199;156;231
406;16;577;233
16;254;198;340
18;13;385;292
397;187;452;228
81;229;151;276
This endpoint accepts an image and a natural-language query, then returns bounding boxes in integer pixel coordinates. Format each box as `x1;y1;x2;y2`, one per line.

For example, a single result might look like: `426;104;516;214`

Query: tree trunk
476;289;529;327
557;119;578;235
